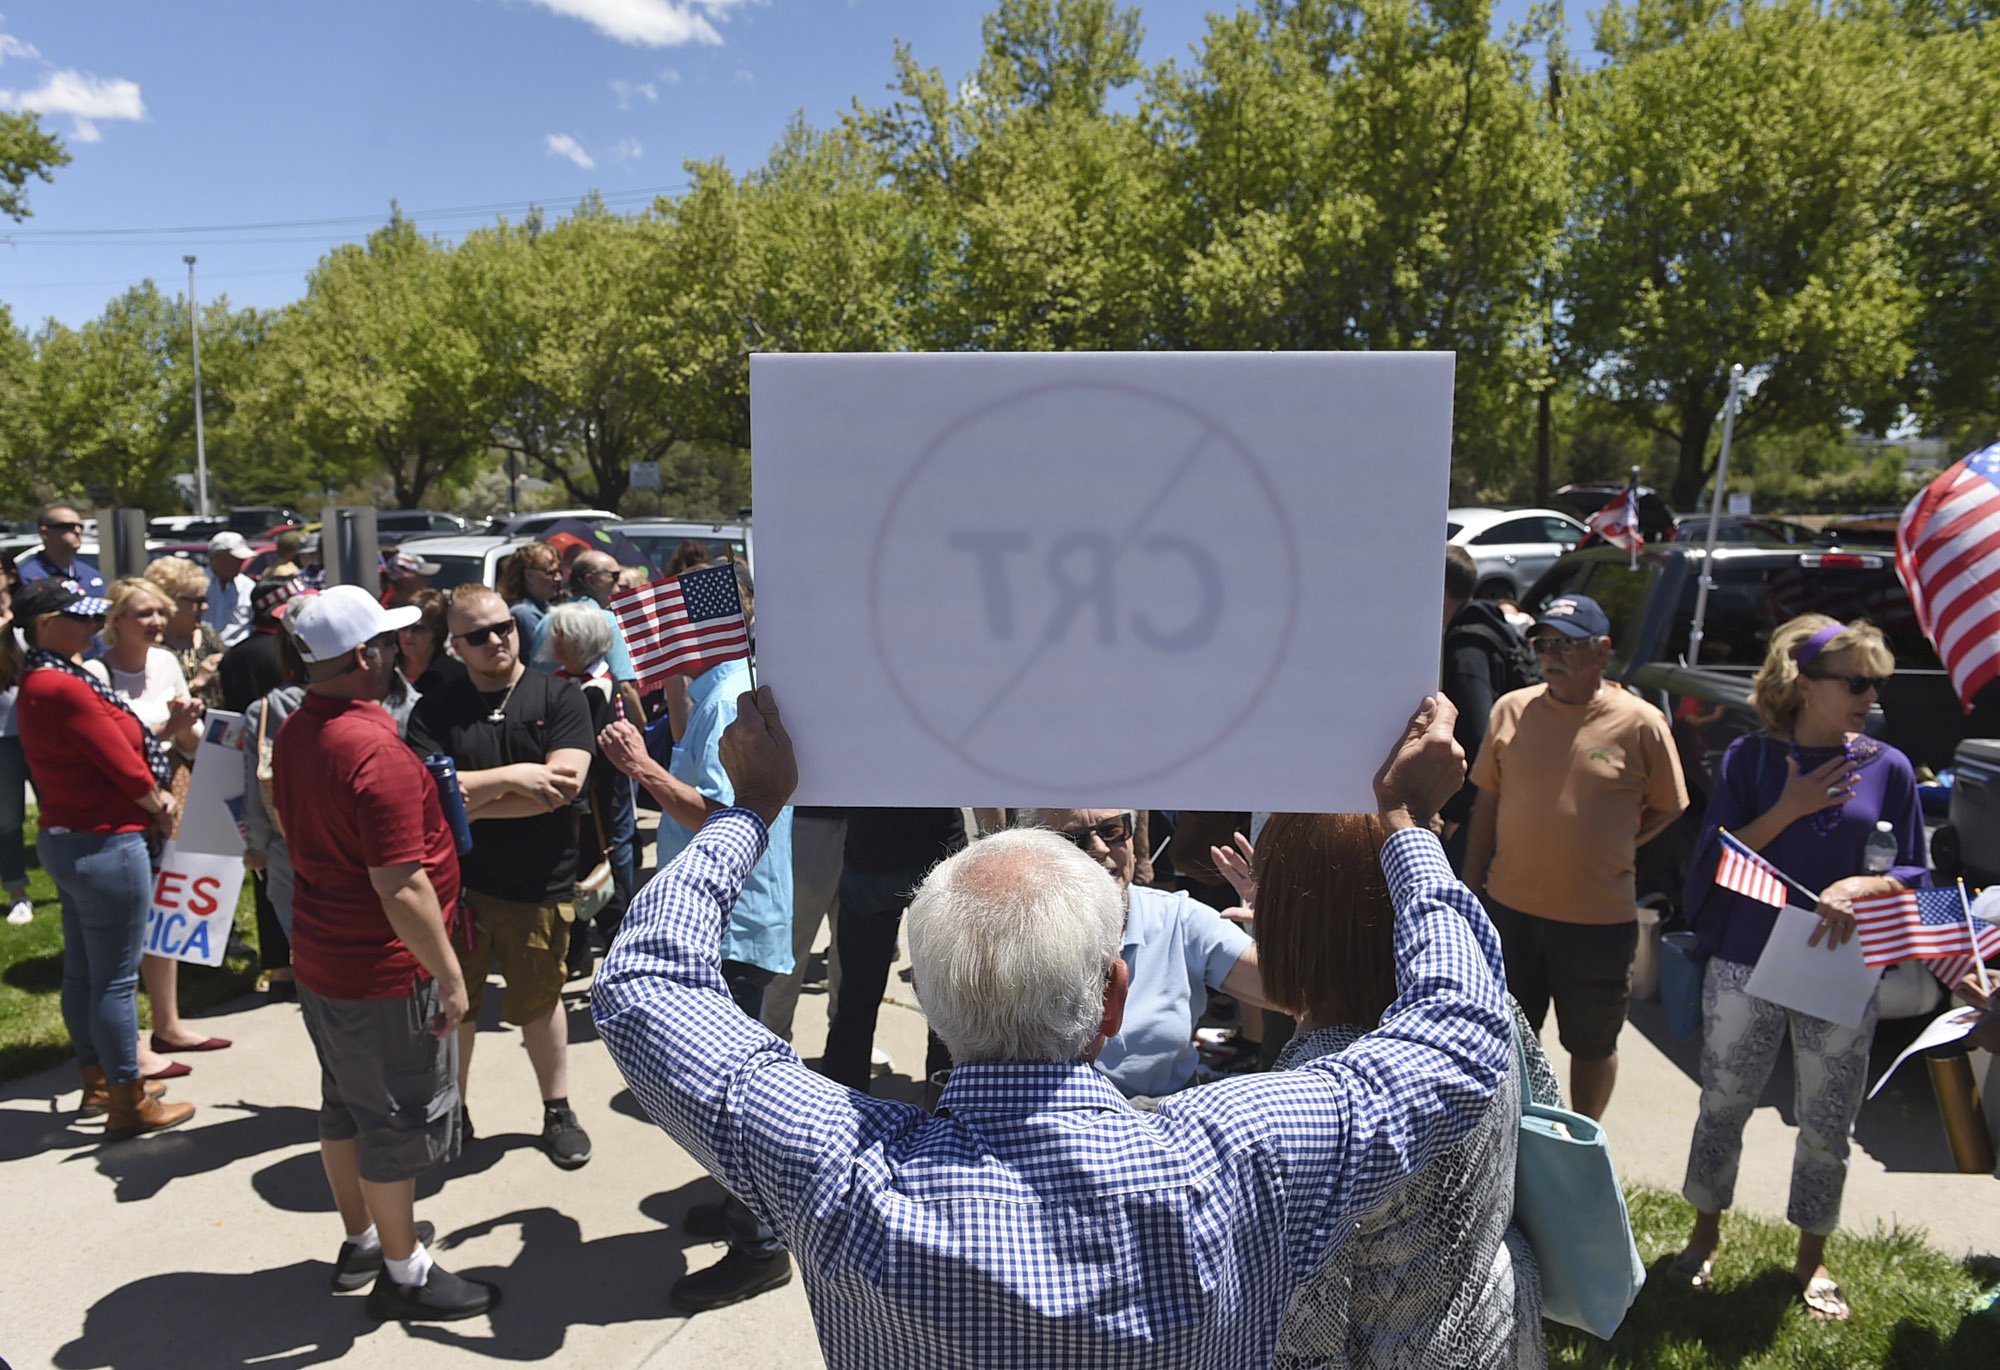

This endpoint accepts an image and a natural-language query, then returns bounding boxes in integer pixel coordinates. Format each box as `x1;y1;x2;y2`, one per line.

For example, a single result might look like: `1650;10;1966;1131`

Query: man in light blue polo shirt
1039;808;1272;1102
595;618;794;1313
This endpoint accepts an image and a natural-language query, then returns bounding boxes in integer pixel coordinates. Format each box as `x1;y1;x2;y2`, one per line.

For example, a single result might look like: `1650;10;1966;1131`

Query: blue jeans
0;736;28;892
41;829;151;1083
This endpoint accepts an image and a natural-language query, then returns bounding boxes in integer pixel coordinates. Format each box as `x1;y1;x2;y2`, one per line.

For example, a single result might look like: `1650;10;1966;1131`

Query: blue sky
0;0;1566;331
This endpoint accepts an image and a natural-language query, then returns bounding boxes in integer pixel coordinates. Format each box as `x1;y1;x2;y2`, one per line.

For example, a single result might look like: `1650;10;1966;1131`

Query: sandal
1800;1275;1850;1322
1671;1246;1717;1290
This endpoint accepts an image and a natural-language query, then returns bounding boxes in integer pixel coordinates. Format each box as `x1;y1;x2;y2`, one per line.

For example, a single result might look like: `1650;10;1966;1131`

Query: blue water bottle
424;754;475;853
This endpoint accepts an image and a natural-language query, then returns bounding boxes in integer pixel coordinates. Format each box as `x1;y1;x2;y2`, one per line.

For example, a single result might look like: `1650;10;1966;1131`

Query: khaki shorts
459;889;573;1026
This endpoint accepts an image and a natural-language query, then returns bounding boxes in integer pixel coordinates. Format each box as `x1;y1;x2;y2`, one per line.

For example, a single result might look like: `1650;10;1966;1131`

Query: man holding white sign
596;687;1507;1369
276;586;493;1323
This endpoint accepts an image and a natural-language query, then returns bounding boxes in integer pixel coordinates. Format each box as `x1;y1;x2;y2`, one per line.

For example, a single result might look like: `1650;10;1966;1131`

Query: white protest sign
752;352;1455;809
144;841;246;967
1869;1005;1981;1100
173;710;247;858
1744;903;1884;1030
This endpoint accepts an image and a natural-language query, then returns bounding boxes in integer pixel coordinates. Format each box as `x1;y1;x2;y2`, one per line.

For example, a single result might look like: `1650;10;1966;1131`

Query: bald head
571;551;619;606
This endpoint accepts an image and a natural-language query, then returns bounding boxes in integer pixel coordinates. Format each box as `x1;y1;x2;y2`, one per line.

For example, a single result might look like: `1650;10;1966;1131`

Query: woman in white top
86;578;227;1058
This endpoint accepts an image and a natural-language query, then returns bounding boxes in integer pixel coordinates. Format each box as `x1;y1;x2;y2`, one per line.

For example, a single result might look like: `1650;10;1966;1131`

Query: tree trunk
1670;386;1718;512
1534;387;1552;506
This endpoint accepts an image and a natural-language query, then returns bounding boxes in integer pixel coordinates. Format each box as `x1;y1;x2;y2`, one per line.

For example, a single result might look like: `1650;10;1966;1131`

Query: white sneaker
5;897;30;926
870;1045;894;1077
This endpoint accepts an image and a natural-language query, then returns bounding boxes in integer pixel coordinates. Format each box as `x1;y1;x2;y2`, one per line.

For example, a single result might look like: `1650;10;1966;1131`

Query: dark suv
1520;542;2000;916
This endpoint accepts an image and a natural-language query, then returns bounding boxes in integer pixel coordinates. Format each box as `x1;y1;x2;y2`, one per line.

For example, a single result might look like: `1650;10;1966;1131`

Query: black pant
251;870;290;972
718;959;782;1258
821;867;926;1092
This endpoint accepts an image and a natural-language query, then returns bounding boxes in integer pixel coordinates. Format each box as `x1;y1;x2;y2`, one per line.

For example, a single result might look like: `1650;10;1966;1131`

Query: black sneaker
331;1222;436;1293
669;1248;792;1312
681;1200;729;1240
541;1105;591;1169
365;1263;499;1322
459;1105;474;1143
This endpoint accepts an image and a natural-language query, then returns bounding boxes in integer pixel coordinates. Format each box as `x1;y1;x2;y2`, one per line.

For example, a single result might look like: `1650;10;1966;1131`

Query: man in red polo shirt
276;585;497;1322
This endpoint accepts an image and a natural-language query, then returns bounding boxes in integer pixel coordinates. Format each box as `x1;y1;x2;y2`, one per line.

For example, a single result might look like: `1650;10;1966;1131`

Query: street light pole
184;255;211;518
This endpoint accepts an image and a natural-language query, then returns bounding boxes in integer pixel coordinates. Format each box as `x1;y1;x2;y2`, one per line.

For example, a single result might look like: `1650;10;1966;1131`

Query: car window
1666;560;1937;670
1577;559;1656;654
1470;517;1550;546
422;555;491;592
1543;518;1583;547
431;514;461;531
1445;521;1463;539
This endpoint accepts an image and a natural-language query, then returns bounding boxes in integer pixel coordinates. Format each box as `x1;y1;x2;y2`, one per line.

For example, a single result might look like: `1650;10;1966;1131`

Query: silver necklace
485;673;521;725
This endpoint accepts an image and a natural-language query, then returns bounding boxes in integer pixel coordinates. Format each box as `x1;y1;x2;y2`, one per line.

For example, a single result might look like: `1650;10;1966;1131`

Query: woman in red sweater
15;578;195;1138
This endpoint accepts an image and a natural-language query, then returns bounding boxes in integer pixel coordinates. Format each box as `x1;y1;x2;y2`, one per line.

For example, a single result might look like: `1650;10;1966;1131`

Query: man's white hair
905;829;1124;1064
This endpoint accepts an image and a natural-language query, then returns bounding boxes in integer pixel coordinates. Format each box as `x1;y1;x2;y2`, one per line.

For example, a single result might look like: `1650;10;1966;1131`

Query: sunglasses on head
1803;669;1887;696
1057;815;1133;851
452;620;515;647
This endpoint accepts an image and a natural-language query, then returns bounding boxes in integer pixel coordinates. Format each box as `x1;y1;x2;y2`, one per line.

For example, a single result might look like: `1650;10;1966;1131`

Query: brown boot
104;1080;194;1139
78;1065;167;1120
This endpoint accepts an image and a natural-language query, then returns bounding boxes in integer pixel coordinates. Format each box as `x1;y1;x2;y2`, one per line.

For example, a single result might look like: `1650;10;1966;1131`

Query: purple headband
1795;623;1844;668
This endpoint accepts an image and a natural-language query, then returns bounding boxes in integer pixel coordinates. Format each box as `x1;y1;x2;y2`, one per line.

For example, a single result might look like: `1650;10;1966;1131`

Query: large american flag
1851;885;1996;967
1714;829;1794;909
1896;441;2000;709
610;564;750;692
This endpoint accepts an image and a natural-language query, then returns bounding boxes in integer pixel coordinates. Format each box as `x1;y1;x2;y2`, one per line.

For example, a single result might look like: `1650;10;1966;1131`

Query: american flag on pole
1714;829;1793;909
610;564;750;692
1895;441;2000;710
1588;474;1644;556
1851;886;1996;967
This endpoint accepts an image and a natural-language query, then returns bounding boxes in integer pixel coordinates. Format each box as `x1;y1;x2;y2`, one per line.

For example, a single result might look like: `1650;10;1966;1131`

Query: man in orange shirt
1464;594;1687;1119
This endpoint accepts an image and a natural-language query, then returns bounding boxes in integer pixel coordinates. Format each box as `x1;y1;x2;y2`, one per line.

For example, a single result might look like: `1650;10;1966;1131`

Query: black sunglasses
40;521;82;533
1057;816;1133;851
452;619;516;647
1803;669;1887;696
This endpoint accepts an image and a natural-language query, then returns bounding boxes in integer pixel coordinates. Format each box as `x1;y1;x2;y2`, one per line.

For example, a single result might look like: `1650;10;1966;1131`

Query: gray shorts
297;977;461;1183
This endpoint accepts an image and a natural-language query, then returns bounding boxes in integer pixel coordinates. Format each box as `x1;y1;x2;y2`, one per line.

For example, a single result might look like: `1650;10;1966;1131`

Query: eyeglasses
175;593;208;606
452;620;515;647
1530;635;1597;656
40;521;82;534
1803;670;1888;696
1056;816;1133;851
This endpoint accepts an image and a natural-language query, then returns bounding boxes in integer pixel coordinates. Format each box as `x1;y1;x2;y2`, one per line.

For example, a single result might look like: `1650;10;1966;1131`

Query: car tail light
1798;553;1883;569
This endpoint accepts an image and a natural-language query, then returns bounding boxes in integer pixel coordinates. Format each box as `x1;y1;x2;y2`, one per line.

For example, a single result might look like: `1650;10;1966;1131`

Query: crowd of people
1;499;1993;1359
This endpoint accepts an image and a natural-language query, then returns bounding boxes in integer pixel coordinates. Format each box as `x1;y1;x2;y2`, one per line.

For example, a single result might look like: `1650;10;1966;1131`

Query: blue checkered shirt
594;812;1509;1370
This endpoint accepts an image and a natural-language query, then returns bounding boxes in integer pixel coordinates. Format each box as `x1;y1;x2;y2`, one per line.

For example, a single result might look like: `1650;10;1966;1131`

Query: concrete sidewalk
4;936;1996;1368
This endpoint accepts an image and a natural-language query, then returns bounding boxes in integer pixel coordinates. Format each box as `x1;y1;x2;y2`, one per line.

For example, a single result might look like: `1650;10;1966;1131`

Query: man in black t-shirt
220;576;306;714
406;585;596;1169
819;809;967;1092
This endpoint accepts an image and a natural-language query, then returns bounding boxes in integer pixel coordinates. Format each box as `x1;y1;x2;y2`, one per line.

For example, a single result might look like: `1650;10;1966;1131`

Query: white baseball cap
209;530;255;558
286;584;420;662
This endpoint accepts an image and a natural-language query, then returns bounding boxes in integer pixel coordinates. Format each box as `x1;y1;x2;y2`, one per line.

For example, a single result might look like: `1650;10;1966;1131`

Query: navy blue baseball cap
1531;595;1610;639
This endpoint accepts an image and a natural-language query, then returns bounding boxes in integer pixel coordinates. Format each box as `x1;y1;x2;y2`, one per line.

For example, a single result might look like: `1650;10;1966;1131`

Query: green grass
1551;1187;2000;1368
0;819;261;1082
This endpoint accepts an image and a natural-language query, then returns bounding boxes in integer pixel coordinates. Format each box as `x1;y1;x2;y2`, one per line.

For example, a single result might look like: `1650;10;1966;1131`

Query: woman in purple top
1673;616;1925;1323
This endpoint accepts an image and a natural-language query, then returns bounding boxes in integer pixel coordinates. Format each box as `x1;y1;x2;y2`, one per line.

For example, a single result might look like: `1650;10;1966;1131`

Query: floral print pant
1681;956;1879;1236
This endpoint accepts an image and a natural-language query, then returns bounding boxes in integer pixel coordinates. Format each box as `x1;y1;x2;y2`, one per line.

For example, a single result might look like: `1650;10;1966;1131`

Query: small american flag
1715;829;1792;909
1896;441;2000;710
1587;475;1644;554
1852;886;1995;967
610;564;750;692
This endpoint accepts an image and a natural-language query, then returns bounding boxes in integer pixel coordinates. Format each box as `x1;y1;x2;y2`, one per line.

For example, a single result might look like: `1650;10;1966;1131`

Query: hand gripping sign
753;352;1455;811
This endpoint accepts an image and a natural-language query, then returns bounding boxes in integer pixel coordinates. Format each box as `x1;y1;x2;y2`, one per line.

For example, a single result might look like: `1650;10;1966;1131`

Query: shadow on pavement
1625;997;1963;1174
0;1102;104;1164
51;1259;370;1369
63;1101;320;1203
251;1128;536;1213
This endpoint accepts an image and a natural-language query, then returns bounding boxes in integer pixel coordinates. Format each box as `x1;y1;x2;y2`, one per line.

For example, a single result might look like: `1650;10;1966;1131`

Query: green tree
264;213;487;508
1150;0;1567;489
0;107;66;221
0;303;36;513
1560;0;1917;511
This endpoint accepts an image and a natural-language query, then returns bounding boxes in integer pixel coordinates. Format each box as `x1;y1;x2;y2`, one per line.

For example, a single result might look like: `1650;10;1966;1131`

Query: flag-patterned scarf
26;647;175;789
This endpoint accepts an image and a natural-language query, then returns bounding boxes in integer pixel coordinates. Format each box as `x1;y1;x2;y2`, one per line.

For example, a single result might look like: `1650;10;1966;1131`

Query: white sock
385;1243;433;1289
347;1223;380;1254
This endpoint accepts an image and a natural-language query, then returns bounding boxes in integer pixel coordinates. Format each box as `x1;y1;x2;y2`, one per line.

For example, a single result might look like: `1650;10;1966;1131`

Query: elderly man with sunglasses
1039;807;1275;1106
1463;594;1687;1120
405;584;597;1171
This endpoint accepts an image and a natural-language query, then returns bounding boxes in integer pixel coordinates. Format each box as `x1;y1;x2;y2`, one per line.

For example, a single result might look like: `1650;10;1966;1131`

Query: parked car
1816;510;1903;548
1672;514;1820;546
608;517;753;575
1551;482;1679;544
376;510;474;544
148;515;229;541
1445;507;1587;601
390;534;532;591
227;505;304;537
485;509;619;537
151;539;279;579
1520;540;2000;1019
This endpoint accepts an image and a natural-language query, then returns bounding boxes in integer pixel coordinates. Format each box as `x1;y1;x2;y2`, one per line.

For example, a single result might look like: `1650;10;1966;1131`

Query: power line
0;182;692;240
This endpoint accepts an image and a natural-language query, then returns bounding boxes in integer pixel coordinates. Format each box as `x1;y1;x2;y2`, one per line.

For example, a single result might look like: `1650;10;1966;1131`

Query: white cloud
545;133;595;168
610;78;657;108
3;68;144;142
519;0;745;49
611;137;643;161
0;33;42;64
658;67;680;85
731;68;754;85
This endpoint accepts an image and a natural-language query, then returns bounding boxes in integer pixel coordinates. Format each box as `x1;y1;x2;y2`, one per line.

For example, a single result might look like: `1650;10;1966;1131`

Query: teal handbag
1512;1025;1646;1339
